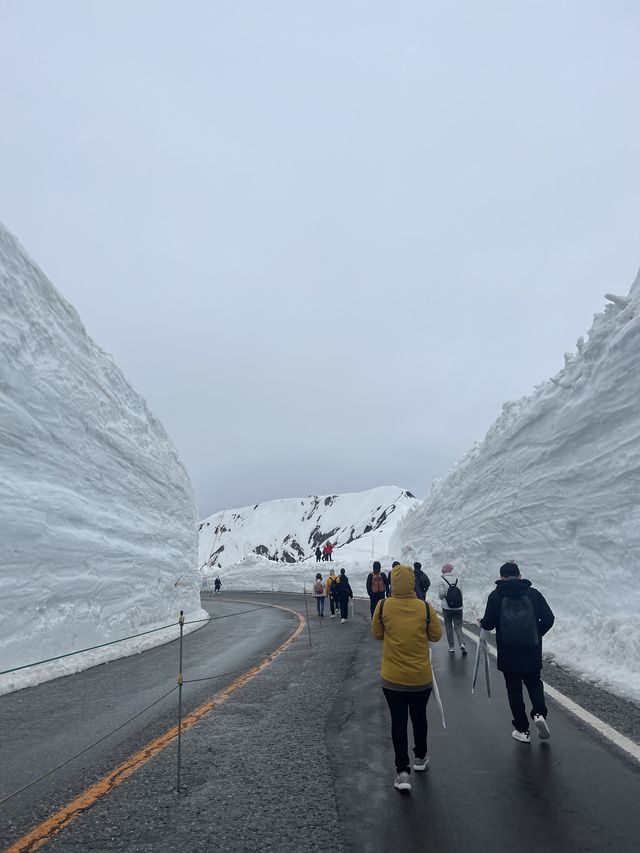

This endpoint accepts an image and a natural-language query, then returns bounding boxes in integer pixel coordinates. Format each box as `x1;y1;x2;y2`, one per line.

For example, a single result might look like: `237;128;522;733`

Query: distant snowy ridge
391;269;640;702
0;223;205;695
199;486;419;582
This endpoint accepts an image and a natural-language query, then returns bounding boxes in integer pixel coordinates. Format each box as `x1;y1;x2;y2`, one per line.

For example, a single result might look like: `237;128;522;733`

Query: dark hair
316;573;321;579
372;561;381;571
413;562;421;571
340;568;346;574
392;561;400;568
500;561;520;578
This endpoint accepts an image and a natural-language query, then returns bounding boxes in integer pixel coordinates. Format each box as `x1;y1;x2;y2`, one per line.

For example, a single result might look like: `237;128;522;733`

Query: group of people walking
312;568;353;621
314;558;555;792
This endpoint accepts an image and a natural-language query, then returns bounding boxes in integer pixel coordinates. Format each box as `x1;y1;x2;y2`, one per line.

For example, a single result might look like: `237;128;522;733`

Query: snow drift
0;223;205;694
391;271;640;701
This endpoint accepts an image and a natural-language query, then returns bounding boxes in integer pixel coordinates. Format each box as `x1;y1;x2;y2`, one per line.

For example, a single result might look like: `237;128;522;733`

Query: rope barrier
0;622;179;677
0;685;178;806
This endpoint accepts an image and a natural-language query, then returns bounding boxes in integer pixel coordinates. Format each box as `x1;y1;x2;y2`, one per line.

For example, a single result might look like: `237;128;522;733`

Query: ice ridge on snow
0;223;205;694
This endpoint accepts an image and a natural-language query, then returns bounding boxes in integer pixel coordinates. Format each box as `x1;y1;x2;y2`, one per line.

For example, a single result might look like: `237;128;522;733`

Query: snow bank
391;271;640;702
0;223;206;694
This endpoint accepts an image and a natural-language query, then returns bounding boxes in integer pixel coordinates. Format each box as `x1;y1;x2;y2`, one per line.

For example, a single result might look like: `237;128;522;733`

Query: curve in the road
4;601;304;853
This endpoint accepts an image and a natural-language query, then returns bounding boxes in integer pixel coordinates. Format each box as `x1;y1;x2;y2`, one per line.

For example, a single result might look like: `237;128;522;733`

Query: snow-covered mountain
199;486;419;587
0;223;205;694
391;271;640;702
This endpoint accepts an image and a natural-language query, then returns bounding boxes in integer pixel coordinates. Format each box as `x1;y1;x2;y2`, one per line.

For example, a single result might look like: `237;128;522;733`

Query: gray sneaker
534;715;550;739
413;755;429;771
394;771;411;791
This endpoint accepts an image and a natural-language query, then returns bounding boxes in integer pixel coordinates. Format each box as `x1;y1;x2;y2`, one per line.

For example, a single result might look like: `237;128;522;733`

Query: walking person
326;568;338;618
214;577;222;594
413;562;430;600
438;563;467;655
335;568;353;623
315;547;322;563
479;561;555;743
313;573;325;617
366;561;389;617
371;564;443;791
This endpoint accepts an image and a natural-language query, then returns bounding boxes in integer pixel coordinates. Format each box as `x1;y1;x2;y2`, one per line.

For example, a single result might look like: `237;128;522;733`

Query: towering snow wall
0;223;204;693
391;271;640;701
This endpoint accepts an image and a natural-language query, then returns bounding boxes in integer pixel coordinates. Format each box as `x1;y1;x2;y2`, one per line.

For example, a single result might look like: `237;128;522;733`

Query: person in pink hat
438;563;467;655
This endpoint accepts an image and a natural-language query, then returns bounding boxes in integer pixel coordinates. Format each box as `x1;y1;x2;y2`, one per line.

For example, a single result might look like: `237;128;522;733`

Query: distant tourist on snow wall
313;573;325;617
214;577;222;593
315;547;322;562
366;561;389;617
326;568;338;618
371;563;443;792
322;542;334;561
479;561;555;744
438;564;466;655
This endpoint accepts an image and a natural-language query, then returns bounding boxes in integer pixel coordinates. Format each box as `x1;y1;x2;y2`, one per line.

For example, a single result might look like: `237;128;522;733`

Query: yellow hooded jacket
371;564;443;688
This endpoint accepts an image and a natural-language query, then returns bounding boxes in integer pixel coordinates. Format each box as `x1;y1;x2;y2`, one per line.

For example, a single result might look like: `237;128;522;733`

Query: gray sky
2;1;639;517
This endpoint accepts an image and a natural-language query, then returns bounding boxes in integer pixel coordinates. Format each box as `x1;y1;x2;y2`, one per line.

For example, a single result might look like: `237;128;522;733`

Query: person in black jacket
366;560;389;617
335;568;353;623
479;561;555;743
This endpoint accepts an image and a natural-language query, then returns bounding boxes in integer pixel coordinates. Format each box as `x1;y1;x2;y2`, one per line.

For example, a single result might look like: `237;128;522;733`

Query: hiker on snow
214;577;222;594
334;568;353;623
438;563;467;655
326;568;339;618
366;561;389;617
371;563;443;792
313;573;325;617
479;561;555;743
315;547;322;563
413;562;430;600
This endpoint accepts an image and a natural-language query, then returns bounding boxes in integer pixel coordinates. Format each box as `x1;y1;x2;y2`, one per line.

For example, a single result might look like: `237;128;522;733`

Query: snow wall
391;271;640;702
0;223;205;694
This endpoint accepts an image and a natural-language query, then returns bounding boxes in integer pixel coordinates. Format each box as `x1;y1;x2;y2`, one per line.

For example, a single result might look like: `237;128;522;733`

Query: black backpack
499;595;539;647
443;576;463;608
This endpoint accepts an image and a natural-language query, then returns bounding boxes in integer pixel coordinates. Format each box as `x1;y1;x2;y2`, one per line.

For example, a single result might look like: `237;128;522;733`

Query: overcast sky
2;1;639;517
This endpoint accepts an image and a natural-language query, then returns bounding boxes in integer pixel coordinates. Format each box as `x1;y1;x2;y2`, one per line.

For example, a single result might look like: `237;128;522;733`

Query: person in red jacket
326;542;334;561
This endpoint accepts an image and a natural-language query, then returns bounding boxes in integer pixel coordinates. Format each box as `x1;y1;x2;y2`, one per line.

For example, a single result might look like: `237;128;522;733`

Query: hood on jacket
390;564;416;597
495;578;532;598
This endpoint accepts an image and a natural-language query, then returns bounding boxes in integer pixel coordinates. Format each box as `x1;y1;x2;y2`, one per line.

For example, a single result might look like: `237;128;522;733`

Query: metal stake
177;610;184;793
303;586;312;647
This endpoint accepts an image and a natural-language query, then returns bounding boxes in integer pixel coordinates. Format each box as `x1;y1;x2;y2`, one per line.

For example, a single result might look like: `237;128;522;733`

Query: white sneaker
331;614;335;619
413;755;429;771
340;618;346;623
460;644;467;656
448;648;455;653
534;715;550;739
512;729;531;743
394;771;411;791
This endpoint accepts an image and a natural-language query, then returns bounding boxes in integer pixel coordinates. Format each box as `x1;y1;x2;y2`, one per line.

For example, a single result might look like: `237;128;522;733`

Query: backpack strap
443;576;451;587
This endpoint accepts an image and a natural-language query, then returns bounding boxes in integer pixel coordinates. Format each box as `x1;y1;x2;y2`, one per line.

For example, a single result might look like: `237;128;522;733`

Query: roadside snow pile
199;486;418;570
0;223;206;695
391;270;640;702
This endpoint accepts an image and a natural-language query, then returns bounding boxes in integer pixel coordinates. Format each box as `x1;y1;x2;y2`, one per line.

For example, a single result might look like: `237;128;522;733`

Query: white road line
461;626;640;764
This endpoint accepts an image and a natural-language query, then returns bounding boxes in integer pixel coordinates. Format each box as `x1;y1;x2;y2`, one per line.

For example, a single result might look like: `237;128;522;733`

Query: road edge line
460;625;640;764
4;604;304;853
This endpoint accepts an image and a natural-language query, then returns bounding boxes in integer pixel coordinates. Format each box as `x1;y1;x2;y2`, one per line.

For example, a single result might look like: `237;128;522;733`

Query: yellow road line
5;603;304;853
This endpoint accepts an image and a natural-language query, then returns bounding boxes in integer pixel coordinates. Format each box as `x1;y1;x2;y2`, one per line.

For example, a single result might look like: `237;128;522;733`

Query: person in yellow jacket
325;569;338;618
371;563;443;791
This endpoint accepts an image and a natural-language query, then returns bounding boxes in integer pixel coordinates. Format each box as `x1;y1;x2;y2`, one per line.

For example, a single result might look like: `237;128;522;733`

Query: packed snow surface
391;272;640;702
0;223;205;695
199;486;418;590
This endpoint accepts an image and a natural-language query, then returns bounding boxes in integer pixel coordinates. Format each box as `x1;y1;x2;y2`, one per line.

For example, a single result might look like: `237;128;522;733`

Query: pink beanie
441;563;454;574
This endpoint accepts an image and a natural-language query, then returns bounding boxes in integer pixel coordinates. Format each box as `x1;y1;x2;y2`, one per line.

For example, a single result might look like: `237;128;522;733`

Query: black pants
382;687;432;773
503;671;547;733
369;593;385;617
329;597;337;616
339;597;350;619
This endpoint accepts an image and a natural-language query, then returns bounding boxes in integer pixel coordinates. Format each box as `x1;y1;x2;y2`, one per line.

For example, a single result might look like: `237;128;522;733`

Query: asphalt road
1;592;639;852
0;595;297;849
